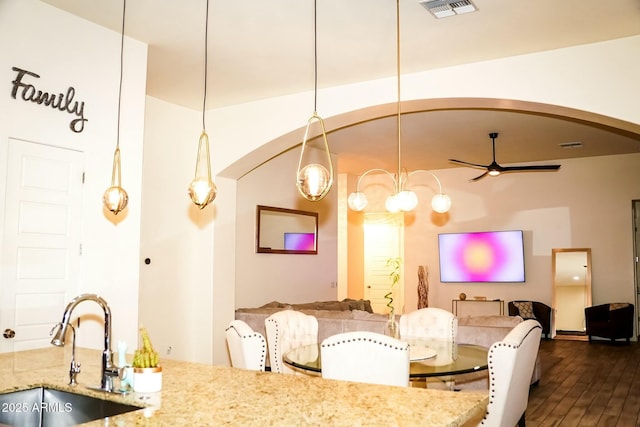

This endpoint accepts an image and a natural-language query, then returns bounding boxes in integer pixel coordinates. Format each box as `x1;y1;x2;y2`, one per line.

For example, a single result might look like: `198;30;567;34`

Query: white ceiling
42;0;640;176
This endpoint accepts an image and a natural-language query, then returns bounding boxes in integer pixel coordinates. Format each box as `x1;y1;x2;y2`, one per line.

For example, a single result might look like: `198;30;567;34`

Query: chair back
265;310;318;374
321;331;409;387
225;320;267;371
480;319;542;427
399;307;457;341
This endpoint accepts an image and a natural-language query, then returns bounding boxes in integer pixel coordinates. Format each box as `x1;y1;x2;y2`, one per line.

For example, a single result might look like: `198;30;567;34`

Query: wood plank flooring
527;338;640;426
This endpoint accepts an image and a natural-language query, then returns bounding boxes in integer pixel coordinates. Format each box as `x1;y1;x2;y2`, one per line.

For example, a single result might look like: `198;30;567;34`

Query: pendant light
296;0;334;201
188;0;217;209
347;0;451;214
103;0;129;215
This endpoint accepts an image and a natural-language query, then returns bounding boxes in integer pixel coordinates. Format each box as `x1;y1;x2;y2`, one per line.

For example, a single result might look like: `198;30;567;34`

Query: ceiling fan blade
470;171;489;181
500;164;561;172
449;158;488;169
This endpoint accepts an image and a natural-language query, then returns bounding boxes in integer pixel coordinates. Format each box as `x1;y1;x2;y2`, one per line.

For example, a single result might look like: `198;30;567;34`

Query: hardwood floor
527;338;640;426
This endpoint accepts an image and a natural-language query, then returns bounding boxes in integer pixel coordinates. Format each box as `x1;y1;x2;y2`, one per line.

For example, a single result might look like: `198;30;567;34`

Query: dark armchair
508;300;552;339
585;303;634;343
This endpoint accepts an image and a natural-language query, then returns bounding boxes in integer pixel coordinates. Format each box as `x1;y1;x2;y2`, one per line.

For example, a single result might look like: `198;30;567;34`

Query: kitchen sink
0;387;142;426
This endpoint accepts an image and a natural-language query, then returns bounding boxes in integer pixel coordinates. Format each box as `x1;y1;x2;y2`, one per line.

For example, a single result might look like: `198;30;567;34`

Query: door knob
3;328;15;339
367;285;371;288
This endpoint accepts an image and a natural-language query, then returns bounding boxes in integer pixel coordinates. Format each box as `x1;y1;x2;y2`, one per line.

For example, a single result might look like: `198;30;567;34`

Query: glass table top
283;339;488;378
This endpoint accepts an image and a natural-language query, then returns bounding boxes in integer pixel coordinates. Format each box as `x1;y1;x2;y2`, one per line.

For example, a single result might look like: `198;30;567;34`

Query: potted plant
385;257;401;338
131;326;162;393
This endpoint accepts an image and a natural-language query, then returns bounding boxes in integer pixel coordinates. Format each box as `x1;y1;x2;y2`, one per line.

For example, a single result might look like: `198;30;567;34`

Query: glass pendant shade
296;114;333;201
385;194;401;213
431;193;452;213
347;191;368;211
189;131;216;209
297;163;331;201
103;187;128;215
397;190;418;211
103;147;128;215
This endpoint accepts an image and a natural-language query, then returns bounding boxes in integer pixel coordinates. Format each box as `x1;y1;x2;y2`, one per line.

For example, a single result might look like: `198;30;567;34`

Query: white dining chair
225;320;267;371
265;310;318;374
399;307;458;389
321;331;410;387
399;307;458;342
479;319;542;427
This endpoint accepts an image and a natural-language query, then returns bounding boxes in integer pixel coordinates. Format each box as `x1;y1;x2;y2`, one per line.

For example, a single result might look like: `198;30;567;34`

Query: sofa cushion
458;315;522;328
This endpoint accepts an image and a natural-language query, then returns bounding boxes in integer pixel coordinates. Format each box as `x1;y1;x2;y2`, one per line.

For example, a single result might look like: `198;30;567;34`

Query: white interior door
363;213;404;314
0;138;83;352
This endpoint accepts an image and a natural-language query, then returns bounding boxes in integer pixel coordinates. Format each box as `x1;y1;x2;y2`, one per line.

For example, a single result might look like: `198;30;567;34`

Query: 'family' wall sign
10;66;88;133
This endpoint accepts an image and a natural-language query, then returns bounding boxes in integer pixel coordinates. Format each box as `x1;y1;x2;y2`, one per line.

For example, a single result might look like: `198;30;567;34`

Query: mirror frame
551;247;593;336
256;205;318;254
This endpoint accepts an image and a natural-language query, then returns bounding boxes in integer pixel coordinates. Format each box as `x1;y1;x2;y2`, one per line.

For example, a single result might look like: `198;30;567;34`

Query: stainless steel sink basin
0;387;142;426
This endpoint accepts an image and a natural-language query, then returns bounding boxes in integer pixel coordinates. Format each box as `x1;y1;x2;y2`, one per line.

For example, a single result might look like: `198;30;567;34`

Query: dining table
283;338;489;389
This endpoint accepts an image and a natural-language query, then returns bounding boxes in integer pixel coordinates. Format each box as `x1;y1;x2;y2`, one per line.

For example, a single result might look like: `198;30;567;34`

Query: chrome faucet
50;294;119;392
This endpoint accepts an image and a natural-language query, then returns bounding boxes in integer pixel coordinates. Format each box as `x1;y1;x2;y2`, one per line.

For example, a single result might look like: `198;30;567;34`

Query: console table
452;299;504;317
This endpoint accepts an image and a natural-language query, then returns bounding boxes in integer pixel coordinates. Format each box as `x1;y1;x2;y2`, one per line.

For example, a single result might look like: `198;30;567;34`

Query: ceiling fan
449;132;561;181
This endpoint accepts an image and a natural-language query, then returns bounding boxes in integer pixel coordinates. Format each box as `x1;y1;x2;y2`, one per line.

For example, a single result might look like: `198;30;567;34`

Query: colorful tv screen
438;230;525;283
283;233;316;251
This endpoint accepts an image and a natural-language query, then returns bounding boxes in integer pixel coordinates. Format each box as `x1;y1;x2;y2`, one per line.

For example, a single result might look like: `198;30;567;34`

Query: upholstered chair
265;310;318;374
320;331;409;387
399;307;458;342
508;300;552;339
480;319;542;427
225;320;267;371
585;303;634;343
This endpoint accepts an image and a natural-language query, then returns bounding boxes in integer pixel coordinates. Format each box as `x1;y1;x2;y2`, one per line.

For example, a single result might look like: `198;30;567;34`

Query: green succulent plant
132;326;159;368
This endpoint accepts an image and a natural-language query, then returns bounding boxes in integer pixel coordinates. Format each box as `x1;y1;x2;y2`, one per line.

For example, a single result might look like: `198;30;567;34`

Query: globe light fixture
188;0;217;209
296;0;333;201
103;0;129;215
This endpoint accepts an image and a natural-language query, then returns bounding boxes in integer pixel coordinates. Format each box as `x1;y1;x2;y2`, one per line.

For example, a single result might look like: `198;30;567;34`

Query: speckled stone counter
0;347;488;426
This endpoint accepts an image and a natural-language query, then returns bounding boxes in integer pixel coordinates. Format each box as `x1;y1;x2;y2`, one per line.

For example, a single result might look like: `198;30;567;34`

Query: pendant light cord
116;0;126;150
202;0;209;131
395;0;402;192
313;0;318;114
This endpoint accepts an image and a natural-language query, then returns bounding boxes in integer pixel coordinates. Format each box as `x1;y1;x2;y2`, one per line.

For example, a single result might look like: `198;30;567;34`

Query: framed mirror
552;248;592;338
256;205;318;254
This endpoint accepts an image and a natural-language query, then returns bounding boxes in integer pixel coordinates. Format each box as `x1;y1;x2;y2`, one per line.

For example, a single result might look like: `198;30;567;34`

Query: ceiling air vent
559;141;583;149
419;0;478;19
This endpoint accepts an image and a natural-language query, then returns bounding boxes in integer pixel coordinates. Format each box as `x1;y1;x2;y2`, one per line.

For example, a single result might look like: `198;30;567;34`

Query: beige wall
139;97;216;363
344;154;640;315
1;0;147;350
235;147;338;309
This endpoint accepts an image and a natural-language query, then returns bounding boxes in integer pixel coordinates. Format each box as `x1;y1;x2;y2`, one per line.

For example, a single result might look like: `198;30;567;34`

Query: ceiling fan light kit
449;132;561;181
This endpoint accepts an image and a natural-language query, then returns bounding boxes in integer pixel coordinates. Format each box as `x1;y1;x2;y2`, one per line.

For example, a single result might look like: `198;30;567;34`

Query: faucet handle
69;360;81;386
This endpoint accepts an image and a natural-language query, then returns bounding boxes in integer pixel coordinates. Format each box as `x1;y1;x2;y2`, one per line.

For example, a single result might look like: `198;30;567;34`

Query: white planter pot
132;366;162;393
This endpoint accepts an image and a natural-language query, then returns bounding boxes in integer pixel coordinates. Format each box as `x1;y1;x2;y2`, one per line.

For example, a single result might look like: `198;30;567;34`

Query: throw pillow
513;301;536;319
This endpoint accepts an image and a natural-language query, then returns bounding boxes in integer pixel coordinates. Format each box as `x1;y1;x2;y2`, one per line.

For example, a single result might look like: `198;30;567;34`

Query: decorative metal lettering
10;66;87;133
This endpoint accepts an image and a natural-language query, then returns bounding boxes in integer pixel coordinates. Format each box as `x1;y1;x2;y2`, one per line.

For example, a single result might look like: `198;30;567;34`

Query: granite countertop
0;347;488;426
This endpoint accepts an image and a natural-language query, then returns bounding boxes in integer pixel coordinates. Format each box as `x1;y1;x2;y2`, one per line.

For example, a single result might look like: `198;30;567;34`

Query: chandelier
347;0;451;214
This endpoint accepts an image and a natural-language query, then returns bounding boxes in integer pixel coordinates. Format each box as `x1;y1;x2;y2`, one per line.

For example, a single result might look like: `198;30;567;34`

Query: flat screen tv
283;232;316;251
438;230;525;283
